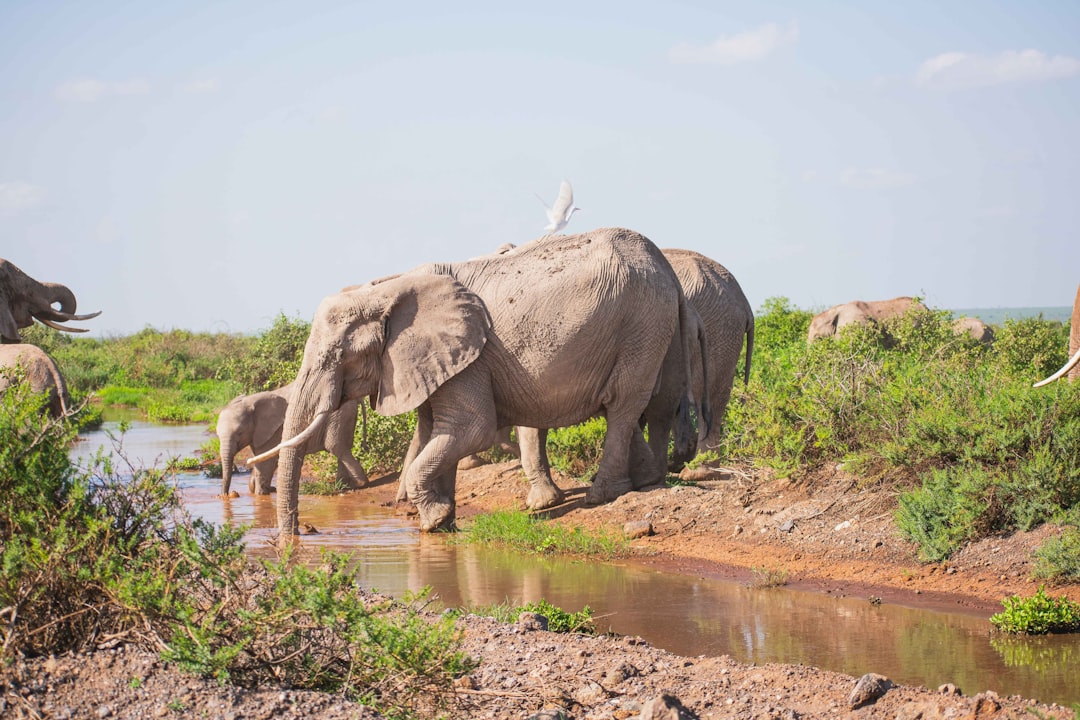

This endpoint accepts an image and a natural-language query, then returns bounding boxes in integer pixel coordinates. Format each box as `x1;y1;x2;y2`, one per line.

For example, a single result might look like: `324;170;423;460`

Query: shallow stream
70;420;1080;707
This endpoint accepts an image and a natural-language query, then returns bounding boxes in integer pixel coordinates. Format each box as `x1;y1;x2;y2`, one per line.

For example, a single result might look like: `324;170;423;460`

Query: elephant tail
743;314;755;387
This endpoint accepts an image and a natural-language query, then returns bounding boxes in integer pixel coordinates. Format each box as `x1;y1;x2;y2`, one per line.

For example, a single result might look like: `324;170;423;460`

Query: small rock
572;680;608;705
640;693;696;719
848;673;893;709
517;612;548;632
95;706;113;719
973;690;1000;714
527;710;569;720
937;682;962;696
834;520;852;531
624;520;654;539
779;519;795;533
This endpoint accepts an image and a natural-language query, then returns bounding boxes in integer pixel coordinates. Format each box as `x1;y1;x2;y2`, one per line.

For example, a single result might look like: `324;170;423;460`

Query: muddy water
73;421;1080;707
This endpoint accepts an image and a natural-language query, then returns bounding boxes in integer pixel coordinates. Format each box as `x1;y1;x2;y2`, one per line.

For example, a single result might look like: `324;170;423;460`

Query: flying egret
536;179;581;235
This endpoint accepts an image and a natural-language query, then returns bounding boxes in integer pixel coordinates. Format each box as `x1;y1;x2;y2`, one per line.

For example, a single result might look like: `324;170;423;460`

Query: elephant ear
375;274;491;416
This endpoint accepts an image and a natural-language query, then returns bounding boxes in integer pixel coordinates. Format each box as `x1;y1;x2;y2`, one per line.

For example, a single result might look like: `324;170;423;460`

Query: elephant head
217;388;290;495
249;273;491;541
0;258;101;343
1034;283;1080;388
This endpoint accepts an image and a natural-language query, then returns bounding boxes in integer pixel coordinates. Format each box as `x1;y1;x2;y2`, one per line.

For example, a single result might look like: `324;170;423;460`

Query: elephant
250;227;707;540
807;297;926;344
952;316;995;346
662;249;753;464
1034;282;1080;387
216;381;368;496
0;344;70;417
0;258;100;343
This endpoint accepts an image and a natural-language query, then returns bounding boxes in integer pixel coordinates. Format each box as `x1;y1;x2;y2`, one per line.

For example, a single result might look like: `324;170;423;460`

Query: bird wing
551;180;574;220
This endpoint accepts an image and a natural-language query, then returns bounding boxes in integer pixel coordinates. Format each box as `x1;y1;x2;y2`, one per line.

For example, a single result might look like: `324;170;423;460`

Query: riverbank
5;459;1079;719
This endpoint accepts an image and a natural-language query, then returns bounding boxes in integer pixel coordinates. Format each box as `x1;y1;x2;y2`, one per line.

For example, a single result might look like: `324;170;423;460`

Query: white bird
536;179;581;235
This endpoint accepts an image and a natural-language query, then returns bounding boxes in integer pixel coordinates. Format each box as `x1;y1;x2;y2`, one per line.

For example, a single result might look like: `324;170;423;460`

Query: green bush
990;586;1080;634
222;313;310;392
462;599;596;634
994;316;1070;380
1032;527;1080;583
0;386;473;718
546;417;607;479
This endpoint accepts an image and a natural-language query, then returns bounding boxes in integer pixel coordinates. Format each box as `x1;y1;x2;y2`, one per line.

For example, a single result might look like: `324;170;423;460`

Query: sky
1;0;1078;337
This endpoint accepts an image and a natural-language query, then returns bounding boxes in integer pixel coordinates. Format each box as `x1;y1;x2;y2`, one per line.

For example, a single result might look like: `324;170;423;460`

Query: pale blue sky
2;1;1078;336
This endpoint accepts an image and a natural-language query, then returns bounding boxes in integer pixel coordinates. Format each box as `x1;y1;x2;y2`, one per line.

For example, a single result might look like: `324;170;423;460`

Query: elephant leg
251;458;277;495
519;426;564;510
406;392;494;532
396;404;432;503
635;424;665;489
585;413;636;506
334;454;369;489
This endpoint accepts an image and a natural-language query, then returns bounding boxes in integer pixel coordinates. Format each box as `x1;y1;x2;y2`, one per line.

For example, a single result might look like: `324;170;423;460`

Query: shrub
994;316;1070;380
223;313;310;392
462;599;596;634
546;418;607;479
0;387;474;718
990;586;1080;634
1032;527;1080;583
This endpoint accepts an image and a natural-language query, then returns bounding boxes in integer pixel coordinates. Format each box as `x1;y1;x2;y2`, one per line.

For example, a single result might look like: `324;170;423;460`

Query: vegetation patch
460;509;628;558
749;565;789;588
0;385;474;720
990;586;1080;635
1032;526;1080;584
461;599;596;634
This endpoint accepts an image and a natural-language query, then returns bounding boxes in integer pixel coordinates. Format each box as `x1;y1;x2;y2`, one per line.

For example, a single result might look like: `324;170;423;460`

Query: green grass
459;509;628;558
990;586;1080;635
1032;526;1080;583
461;598;596;634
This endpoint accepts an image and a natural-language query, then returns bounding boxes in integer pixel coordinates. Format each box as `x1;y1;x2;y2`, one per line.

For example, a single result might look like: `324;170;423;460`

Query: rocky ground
3;459;1078;719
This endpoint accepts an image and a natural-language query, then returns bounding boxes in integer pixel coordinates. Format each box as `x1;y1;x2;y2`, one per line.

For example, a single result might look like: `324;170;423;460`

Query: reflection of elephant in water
807;297;925;344
1035;283;1080;387
0;344;70;417
0;258;100;343
252;228;705;539
217;382;367;496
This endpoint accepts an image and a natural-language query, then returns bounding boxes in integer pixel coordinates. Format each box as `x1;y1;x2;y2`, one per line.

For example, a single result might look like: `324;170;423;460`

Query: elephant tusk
1034;347;1080;388
53;310;102;322
38;318;89;333
246;411;329;465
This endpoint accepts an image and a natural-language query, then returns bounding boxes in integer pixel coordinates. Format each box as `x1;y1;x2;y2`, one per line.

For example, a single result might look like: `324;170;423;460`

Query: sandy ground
3;459;1078;719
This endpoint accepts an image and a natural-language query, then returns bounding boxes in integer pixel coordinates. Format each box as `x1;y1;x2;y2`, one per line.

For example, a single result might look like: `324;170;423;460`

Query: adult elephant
0;258;100;343
807;297;926;344
217;382;367;496
662;249;753;465
251;228;705;540
1034;283;1080;387
0;344;70;417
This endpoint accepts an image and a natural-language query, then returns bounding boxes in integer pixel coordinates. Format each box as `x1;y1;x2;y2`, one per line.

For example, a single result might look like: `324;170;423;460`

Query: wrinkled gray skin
217;382;367;496
256;228;703;540
1034;283;1080;387
807;297;926;344
662;249;753;464
0;258;100;343
0;344;70;417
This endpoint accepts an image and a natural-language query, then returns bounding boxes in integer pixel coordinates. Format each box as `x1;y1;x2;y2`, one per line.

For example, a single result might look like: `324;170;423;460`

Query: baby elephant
217;381;367;496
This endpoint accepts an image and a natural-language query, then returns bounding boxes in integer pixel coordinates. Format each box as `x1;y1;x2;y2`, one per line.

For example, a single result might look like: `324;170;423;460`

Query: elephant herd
2;232;1078;545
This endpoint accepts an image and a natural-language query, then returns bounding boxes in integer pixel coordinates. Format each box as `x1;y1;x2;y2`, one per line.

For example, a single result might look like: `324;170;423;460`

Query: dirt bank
3;459;1078;719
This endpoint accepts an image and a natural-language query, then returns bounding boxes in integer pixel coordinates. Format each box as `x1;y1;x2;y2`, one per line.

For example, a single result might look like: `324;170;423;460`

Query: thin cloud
916;49;1080;89
0;181;46;216
179;78;221;94
670;21;798;65
55;78;150;102
841;168;917;190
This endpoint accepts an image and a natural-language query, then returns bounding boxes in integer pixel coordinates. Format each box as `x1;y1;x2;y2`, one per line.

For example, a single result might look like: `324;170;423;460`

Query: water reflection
73;421;1080;708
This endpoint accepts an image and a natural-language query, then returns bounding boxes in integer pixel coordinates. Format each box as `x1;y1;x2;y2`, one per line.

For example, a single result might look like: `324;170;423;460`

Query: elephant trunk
35;282;101;329
220;436;235;494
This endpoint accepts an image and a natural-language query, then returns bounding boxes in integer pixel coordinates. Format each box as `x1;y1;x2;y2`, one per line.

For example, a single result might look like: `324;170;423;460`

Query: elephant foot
417;499;456;532
585;477;633;506
526;481;564;510
340;476;368;490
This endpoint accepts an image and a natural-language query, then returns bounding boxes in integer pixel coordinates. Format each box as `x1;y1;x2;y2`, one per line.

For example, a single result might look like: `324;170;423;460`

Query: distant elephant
250;228;707;540
0;258;100;343
0;344;70;417
952;316;995;346
217;382;367;496
807;297;926;344
1034;283;1080;387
